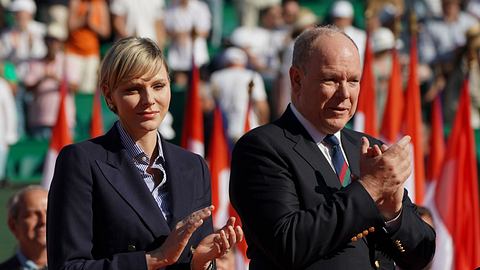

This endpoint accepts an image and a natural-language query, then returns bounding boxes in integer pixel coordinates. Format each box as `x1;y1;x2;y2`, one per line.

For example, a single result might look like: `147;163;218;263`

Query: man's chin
322;120;348;133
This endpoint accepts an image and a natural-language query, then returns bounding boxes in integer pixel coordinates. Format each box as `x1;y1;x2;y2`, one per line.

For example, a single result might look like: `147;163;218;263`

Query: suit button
128;244;136;251
374;260;380;269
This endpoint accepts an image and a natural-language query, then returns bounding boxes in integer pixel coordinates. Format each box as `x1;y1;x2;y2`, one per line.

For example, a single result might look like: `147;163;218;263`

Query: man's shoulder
235;120;293;152
341;127;383;145
0;255;21;270
243;121;284;138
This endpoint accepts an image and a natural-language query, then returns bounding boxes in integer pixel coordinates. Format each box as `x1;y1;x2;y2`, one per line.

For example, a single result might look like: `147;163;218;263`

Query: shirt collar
116;121;165;165
16;250;41;270
289;103;342;145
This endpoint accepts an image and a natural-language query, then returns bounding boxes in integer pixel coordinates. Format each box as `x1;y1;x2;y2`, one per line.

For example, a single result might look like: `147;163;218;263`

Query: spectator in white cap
371;27;396;124
0;0;47;140
330;0;366;63
209;47;270;142
0;0;47;78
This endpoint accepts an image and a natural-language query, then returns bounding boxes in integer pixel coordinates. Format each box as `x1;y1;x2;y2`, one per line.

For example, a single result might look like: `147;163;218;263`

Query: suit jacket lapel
280;106;341;189
341;129;361;178
162;140;194;229
96;126;171;237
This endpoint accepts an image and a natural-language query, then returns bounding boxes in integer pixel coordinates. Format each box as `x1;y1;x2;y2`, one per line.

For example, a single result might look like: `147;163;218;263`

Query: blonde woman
47;37;242;270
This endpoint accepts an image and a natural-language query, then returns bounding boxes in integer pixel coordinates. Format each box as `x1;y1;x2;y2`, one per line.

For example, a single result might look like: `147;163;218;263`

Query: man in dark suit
0;186;48;270
229;26;436;269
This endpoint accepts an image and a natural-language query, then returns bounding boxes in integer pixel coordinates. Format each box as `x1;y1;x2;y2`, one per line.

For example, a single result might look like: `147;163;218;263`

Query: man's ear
289;66;303;95
7;216;17;236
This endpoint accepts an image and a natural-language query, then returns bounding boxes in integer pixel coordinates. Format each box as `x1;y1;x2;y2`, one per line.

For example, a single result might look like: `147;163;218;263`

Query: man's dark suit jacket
229;106;436;270
47;125;213;270
0;255;21;270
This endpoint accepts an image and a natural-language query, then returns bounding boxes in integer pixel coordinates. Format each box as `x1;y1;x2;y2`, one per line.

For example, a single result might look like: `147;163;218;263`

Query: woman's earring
107;103;116;113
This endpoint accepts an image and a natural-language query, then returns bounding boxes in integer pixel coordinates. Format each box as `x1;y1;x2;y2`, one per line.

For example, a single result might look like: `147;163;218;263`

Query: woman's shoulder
162;140;209;168
59;134;113;158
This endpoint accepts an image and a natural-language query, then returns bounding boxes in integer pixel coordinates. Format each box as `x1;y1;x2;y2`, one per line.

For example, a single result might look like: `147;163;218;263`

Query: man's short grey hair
292;25;359;71
7;185;47;220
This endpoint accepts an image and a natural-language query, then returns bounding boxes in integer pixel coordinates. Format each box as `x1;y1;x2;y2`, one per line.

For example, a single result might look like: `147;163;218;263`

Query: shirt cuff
384;209;402;233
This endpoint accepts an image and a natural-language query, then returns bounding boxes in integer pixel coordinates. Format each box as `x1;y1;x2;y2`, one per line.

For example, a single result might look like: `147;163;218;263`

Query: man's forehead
312;33;358;54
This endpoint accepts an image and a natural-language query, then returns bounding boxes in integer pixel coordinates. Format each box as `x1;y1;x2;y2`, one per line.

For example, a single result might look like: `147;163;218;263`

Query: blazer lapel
280;107;341;189
96;127;171;237
162;140;194;229
341;129;361;178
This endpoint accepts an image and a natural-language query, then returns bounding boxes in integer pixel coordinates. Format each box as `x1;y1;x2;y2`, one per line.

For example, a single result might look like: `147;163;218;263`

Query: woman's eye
126;88;138;93
154;84;165;90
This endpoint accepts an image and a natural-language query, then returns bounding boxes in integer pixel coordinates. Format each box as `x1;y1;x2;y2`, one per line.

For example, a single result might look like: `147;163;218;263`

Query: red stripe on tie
339;163;348;184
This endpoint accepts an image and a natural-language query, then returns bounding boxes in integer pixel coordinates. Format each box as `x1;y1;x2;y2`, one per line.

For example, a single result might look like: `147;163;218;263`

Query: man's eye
348;81;359;87
322;80;337;86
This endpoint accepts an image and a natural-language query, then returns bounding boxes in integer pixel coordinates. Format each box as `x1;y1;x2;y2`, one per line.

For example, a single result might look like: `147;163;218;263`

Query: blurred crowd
1;0;480;184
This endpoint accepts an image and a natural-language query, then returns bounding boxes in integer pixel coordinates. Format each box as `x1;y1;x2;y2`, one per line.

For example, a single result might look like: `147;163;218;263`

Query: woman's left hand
190;217;244;270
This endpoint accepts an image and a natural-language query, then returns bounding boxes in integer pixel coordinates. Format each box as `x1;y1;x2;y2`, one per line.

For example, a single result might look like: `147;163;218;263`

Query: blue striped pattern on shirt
116;121;171;221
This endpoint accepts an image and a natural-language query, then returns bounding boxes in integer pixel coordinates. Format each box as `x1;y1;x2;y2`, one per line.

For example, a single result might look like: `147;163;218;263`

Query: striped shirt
116;121;171;221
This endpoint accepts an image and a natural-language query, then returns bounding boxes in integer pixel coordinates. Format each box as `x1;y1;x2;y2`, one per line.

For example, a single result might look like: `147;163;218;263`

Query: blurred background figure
0;74;17;182
110;0;166;47
371;26;396;124
274;7;317;118
0;0;43;146
420;0;478;126
0;0;46;77
209;47;269;142
65;0;110;94
230;4;287;85
330;0;366;63
233;0;280;27
35;0;69;40
0;186;47;270
164;0;211;85
23;23;75;140
281;0;300;31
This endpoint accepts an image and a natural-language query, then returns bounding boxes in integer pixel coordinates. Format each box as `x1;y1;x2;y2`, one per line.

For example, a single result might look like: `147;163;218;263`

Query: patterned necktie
323;134;351;186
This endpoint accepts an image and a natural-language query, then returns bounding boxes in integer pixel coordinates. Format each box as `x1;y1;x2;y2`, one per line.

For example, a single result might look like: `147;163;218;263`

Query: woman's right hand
146;205;214;270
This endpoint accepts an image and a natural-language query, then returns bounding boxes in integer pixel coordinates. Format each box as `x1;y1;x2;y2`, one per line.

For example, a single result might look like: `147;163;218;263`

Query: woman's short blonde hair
99;37;168;95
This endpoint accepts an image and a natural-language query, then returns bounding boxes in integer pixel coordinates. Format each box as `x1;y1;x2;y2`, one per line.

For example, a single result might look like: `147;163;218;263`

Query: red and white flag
424;96;445;204
90;88;104;138
380;49;403;143
353;33;378;137
402;36;425;204
207;105;230;228
207;105;249;269
181;56;204;156
429;78;480;270
229;204;249;270
41;78;73;189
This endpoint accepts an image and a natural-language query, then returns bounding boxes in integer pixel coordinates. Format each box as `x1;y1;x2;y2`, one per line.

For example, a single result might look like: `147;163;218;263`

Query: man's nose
39;210;47;226
337;80;351;98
